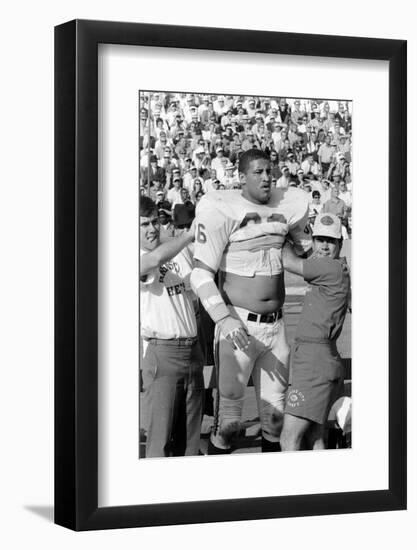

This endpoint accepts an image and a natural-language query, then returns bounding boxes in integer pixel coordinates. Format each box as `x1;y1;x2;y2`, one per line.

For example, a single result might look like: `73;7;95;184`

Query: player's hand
218;316;250;351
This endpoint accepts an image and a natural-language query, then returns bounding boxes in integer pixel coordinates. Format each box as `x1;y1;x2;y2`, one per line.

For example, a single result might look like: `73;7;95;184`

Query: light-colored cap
312;213;342;239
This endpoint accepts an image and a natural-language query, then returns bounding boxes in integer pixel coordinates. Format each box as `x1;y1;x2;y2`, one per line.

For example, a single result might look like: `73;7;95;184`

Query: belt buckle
184;337;194;345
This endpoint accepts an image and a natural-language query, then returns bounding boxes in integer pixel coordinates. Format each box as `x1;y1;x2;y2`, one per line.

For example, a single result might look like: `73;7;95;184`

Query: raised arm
282;242;304;277
141;222;195;276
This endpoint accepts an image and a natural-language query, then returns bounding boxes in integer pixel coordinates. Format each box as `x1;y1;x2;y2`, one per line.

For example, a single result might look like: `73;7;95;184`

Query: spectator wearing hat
318;135;334;177
213;96;228;118
244;97;257;119
295;168;305;187
280;213;350;451
286;151;300;176
222;161;239;189
289;99;303;123
183;165;198;194
203;169;220;193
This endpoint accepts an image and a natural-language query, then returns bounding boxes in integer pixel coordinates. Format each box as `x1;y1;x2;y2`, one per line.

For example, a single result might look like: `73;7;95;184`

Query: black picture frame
55;19;407;531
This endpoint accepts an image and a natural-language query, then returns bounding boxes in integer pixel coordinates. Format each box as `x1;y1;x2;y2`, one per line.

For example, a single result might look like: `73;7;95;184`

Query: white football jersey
193;188;311;276
140;247;197;338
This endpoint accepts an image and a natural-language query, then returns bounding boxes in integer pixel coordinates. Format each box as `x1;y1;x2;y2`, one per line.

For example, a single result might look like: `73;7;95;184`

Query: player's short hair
238;149;270;175
139;196;157;217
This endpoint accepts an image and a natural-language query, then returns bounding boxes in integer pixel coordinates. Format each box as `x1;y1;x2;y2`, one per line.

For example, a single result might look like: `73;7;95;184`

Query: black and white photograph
139;91;353;459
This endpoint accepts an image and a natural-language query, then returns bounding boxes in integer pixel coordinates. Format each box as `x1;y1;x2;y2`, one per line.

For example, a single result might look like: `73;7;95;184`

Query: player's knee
220;386;245;401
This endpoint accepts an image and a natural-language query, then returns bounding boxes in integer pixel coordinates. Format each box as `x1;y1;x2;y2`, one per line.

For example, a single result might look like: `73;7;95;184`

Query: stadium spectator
167;177;183;206
322;186;347;220
318;135;334;177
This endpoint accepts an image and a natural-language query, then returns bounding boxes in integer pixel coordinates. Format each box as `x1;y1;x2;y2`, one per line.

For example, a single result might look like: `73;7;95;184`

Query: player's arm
191;260;249;351
282;242;304;277
190;201;249;351
140;221;195;276
287;191;313;257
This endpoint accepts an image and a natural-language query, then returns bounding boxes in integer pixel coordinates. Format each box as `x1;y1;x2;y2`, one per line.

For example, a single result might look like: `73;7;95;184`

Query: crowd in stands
139;92;352;236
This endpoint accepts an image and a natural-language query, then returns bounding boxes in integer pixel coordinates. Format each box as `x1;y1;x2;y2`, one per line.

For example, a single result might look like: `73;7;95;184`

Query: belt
247;309;282;324
144;337;197;346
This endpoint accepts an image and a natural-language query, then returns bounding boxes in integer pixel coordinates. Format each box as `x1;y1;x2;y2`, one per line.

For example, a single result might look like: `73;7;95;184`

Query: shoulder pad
196;190;244;222
271;187;309;225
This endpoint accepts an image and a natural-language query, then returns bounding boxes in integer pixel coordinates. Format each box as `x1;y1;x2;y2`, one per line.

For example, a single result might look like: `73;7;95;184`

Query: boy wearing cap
280;213;350;451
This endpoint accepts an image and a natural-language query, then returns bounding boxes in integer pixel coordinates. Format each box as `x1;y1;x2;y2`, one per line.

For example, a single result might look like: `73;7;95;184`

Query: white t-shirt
140;247;197;339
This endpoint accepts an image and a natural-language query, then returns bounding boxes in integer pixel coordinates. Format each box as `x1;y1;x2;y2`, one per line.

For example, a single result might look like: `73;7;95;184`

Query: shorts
285;340;343;425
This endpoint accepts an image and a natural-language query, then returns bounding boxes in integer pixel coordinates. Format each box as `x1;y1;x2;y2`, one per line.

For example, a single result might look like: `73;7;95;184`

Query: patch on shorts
286;389;306;408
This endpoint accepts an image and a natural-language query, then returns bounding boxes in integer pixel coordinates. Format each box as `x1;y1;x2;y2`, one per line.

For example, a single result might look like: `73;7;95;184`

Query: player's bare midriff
220;271;285;314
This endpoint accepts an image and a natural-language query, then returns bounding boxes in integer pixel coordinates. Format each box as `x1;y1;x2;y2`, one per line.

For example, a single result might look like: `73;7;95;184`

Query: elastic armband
190;267;230;324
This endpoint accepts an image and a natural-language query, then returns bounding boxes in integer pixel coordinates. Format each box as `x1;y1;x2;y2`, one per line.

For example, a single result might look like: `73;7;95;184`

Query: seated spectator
301;152;320;176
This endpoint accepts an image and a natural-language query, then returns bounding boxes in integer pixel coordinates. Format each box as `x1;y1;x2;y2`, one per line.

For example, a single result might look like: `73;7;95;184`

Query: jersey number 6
197;223;207;243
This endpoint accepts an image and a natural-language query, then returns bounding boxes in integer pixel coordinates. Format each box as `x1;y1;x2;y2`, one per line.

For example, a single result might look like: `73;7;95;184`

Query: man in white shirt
166;177;183;207
140;196;203;457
